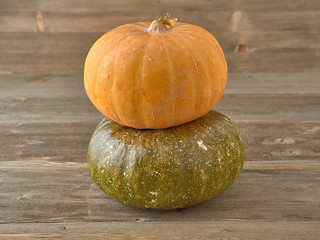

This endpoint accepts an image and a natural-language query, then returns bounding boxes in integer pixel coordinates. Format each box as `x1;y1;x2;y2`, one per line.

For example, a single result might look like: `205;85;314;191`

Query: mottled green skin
87;110;245;210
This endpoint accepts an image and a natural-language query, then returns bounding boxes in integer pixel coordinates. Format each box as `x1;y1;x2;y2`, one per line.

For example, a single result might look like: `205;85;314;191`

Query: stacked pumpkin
84;14;245;210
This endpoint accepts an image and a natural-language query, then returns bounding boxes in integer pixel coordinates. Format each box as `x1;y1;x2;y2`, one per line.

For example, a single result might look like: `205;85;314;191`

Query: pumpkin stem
147;13;177;33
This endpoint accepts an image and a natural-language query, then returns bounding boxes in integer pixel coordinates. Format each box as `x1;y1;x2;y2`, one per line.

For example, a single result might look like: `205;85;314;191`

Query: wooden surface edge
0;221;319;240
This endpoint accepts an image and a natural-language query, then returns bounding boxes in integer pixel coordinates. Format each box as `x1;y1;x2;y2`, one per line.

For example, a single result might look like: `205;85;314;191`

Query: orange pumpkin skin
84;21;228;129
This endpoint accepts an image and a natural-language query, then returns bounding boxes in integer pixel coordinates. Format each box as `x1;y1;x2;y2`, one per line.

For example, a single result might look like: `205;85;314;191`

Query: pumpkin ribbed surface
87;110;245;210
84;20;228;129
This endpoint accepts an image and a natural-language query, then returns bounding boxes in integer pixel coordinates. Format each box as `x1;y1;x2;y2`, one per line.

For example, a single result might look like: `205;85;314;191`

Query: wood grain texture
0;221;319;240
1;7;320;74
1;93;319;123
0;30;319;74
0;73;319;235
0;159;319;224
1;73;319;95
0;121;319;163
0;0;319;12
1;49;318;74
225;73;320;94
1;32;319;55
1;10;319;33
0;0;319;238
0;74;319;123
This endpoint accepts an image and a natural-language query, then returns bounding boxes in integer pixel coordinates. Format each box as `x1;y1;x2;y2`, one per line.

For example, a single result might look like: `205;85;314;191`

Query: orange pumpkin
84;14;228;129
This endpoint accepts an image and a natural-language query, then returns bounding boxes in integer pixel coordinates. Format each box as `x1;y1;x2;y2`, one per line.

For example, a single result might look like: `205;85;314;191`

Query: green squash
87;110;245;210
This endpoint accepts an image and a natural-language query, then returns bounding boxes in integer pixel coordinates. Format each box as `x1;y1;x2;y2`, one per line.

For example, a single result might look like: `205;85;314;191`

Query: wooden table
0;1;319;239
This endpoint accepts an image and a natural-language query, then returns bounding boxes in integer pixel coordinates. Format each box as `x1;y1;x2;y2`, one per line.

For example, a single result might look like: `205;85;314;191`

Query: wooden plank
41;11;320;33
1;50;318;74
0;221;319;240
1;10;319;33
225;51;320;73
1;73;319;96
0;123;94;163
0;159;319;224
240;122;320;161
1;94;318;123
214;94;320;122
0;30;318;74
0;11;38;32
1;31;319;54
0;95;100;123
0;75;86;98
0;0;319;12
0;74;319;123
0;52;84;75
225;73;320;94
0;121;319;163
0;33;99;54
